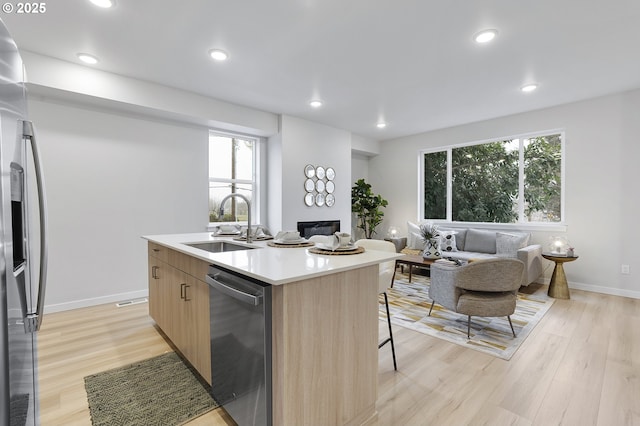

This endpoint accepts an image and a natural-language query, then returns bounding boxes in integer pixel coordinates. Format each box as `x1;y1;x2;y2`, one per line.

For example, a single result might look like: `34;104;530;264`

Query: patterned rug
84;352;218;426
380;272;554;360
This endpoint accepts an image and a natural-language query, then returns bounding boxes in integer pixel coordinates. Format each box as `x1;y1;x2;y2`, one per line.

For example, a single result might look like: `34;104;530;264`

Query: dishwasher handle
206;274;263;306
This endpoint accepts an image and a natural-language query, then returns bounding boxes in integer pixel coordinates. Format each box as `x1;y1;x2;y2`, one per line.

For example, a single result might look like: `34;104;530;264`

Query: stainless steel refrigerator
0;19;48;426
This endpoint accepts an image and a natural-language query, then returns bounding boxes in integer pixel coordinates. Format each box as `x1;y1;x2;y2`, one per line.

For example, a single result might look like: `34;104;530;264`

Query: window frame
417;129;566;231
208;130;264;227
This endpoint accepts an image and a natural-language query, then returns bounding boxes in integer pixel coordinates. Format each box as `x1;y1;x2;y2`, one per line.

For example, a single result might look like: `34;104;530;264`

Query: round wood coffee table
542;253;579;299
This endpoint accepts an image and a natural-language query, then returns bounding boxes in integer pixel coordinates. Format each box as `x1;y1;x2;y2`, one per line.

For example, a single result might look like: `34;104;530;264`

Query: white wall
268;115;352;233
368;89;640;299
23;52;279;137
351;152;369;183
29;98;209;312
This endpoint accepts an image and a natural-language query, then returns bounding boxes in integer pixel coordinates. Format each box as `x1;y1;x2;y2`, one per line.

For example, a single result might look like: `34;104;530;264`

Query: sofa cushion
445;251;496;261
438;231;458;253
496;232;530;258
406;221;424;249
464;229;497;254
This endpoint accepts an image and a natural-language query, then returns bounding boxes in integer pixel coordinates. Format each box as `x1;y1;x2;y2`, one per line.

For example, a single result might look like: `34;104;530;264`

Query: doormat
84;352;218;426
380;272;554;360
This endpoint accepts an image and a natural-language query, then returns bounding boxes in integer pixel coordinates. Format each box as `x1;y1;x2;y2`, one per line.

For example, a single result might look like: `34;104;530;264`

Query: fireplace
297;220;340;238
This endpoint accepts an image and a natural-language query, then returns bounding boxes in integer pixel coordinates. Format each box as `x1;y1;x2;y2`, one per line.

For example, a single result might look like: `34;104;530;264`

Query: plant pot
423;238;441;259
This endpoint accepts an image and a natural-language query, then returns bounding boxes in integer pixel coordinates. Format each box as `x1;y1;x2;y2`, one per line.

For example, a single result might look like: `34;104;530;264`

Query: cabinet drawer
167;249;209;282
148;242;169;262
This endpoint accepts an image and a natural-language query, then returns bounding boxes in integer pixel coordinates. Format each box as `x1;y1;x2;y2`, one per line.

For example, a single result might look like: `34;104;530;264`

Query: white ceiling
3;0;640;141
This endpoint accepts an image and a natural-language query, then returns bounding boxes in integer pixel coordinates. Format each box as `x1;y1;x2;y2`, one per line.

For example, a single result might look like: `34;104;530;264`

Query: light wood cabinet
148;243;211;384
148;239;381;425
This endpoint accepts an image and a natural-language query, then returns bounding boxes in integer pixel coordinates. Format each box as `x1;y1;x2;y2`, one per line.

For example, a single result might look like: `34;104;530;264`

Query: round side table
542;253;579;299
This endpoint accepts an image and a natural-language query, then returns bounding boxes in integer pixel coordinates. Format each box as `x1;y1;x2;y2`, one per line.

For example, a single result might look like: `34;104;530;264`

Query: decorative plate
325;193;335;207
325;181;335;194
304;164;316;178
304;192;315;206
305;178;315;192
326;167;335;180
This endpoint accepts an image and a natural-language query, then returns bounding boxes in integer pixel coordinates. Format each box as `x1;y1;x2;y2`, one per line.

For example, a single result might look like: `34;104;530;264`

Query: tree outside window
209;134;256;223
422;132;562;224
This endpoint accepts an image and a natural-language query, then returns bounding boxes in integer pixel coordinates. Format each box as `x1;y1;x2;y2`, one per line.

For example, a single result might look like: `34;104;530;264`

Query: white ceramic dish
273;238;307;245
316;243;358;252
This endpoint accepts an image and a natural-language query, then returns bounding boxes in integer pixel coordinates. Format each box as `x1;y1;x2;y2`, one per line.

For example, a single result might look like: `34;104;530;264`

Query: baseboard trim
568;281;640;300
44;290;149;314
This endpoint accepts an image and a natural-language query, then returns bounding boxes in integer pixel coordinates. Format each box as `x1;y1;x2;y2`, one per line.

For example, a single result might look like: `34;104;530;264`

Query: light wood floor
37;282;640;426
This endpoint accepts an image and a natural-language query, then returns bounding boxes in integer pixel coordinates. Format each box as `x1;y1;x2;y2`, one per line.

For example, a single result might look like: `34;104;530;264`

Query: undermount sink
186;241;255;253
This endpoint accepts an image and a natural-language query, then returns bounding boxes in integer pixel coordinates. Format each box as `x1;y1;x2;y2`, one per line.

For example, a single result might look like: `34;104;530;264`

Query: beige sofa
400;224;543;287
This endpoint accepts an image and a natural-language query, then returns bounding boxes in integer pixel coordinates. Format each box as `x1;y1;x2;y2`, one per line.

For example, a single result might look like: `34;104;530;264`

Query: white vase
423;238;441;259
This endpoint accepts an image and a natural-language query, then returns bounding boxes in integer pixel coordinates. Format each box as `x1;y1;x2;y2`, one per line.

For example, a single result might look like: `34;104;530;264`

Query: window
208;132;259;224
420;131;563;224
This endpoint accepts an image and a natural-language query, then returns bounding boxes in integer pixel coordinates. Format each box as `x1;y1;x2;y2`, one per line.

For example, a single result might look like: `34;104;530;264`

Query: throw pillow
438;227;467;250
408;231;424;249
438;231;458;253
496;232;529;258
464;229;497;254
407;221;424;249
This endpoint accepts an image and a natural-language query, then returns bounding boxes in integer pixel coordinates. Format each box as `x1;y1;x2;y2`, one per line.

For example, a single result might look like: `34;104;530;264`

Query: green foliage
351;178;388;238
523;135;562;221
420;223;439;241
452;141;519;223
423;135;561;223
423;151;447;219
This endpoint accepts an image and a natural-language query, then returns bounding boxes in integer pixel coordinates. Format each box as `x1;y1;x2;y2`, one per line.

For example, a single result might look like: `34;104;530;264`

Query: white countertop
142;232;403;285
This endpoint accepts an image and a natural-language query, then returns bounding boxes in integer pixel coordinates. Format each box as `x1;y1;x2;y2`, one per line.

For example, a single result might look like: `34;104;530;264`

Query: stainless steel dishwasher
205;265;272;426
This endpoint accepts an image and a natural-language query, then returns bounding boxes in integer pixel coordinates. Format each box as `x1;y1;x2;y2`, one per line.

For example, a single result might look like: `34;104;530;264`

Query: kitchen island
143;232;402;426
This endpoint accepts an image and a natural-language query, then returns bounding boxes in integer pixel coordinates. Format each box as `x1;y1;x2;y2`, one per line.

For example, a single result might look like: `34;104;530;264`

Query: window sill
431;221;568;233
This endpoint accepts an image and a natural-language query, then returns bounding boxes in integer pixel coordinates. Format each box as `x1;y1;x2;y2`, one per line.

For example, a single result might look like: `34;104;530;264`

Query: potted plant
420;222;441;259
351;178;388;239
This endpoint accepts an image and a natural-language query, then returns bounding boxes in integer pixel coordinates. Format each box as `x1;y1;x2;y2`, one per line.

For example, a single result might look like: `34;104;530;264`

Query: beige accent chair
428;258;525;339
355;239;398;370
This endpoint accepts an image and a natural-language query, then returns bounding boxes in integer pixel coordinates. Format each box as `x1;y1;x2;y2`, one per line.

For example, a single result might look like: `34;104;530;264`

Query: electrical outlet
621;264;630;274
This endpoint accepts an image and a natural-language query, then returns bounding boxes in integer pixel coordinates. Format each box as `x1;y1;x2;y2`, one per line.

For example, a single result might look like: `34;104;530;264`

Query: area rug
84;352;218;426
380;272;554;360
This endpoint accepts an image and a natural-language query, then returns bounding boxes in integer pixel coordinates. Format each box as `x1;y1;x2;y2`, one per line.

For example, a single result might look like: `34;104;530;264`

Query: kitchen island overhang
143;232;403;285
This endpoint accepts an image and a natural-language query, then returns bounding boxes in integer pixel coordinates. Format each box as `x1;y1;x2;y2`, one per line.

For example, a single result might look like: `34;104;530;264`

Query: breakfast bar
143;232;402;426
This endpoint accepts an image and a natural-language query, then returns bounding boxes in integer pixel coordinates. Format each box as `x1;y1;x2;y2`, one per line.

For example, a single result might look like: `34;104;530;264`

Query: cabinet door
179;275;211;384
148;255;169;331
165;266;188;350
147;250;211;384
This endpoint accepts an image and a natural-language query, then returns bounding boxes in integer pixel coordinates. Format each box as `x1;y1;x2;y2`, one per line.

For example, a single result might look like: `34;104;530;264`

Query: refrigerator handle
23;120;48;332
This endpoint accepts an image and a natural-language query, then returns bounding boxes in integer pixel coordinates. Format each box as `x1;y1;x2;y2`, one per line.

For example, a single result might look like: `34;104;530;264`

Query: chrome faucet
219;193;252;243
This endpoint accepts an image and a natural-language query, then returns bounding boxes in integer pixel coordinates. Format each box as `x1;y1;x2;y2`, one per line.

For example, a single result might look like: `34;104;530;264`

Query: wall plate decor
325;194;335;206
325;180;335;194
305;178;315;192
326;167;335;180
304;192;315;206
304;164;316;178
303;164;334;207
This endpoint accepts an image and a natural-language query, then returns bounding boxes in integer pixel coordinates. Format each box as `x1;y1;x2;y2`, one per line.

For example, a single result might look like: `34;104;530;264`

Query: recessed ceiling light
474;29;498;44
521;83;538;93
209;49;228;61
309;100;323;108
77;53;99;65
89;0;115;8
376;122;387;129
